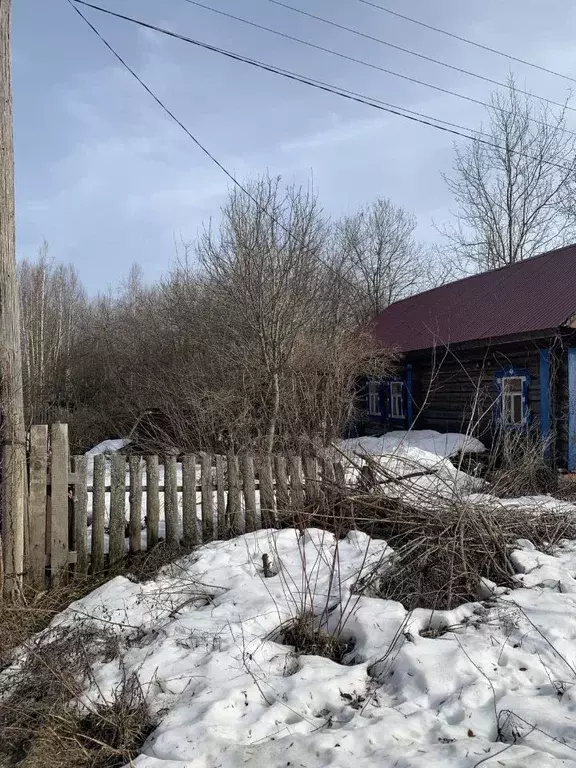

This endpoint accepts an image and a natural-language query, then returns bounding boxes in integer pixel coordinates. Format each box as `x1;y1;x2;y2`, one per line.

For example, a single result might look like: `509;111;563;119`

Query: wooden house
365;244;576;469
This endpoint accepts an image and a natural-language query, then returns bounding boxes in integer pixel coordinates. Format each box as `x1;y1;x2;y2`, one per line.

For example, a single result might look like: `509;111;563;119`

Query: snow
85;438;131;457
339;430;487;503
15;525;576;767
340;429;485;460
26;430;574;765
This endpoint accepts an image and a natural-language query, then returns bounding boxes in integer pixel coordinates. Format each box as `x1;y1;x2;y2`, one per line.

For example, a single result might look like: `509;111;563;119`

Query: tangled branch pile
283;453;576;611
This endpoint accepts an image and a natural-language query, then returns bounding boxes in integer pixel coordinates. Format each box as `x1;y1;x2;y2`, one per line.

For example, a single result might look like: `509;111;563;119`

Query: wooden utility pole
0;0;27;598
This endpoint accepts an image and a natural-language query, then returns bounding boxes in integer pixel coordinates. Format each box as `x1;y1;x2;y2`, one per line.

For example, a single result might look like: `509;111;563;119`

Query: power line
265;0;575;113
64;0;365;290
70;1;576;173
358;0;576;87
177;0;576;129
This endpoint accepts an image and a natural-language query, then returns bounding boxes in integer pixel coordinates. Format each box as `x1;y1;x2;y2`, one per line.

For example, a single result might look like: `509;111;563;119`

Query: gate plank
28;425;48;589
50;424;69;586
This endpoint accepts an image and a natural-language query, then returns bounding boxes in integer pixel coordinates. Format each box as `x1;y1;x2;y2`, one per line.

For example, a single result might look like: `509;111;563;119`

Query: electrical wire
358;0;576;87
264;0;575;113
70;1;576;173
176;0;576;135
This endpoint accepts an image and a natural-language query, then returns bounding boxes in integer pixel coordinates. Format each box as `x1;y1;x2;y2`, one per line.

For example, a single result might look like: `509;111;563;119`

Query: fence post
91;454;106;573
49;424;70;586
289;455;304;513
274;455;289;524
227;453;241;537
27;425;48;590
129;457;143;554
258;454;275;528
73;455;88;577
241;454;256;533
109;454;126;567
215;455;226;540
146;456;159;549
304;456;320;504
201;454;214;542
182;454;198;548
164;455;179;547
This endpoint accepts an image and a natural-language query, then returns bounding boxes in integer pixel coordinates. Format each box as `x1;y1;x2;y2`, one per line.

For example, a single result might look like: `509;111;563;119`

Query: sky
13;0;576;293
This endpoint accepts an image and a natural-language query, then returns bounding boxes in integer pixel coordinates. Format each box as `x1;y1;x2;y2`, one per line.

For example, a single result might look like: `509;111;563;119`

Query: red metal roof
372;243;576;352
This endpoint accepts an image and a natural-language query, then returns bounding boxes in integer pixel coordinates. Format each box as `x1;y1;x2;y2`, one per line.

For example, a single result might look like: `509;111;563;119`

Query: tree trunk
0;0;27;598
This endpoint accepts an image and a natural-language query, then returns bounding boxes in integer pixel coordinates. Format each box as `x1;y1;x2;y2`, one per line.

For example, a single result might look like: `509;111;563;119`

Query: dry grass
486;429;558;498
0;623;155;767
277;615;353;664
351;497;576;609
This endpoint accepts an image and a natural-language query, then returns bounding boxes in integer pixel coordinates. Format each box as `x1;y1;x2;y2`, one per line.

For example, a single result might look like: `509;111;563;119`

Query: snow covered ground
20;527;576;767
6;430;576;765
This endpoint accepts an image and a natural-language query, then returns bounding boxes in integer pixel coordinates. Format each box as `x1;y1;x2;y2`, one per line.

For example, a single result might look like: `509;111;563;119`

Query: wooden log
241;454;257;533
109;454;126;567
289;455;304;512
49;423;69;586
227;453;241;536
91;454;106;573
164;455;179;547
274;454;289;524
146;456;160;549
216;455;226;540
27;425;48;589
258;454;275;528
182;454;198;548
129;457;143;554
72;455;88;577
201;453;214;542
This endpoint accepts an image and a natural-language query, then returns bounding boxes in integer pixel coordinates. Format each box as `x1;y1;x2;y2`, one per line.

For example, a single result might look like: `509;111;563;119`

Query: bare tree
442;77;576;272
335;198;428;322
19;245;86;426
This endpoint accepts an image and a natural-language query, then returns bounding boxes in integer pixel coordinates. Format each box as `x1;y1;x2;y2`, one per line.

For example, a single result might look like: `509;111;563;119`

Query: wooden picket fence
18;424;345;590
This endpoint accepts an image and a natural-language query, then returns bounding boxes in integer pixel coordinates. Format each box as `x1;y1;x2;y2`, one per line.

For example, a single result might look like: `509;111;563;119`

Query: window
368;379;381;416
390;381;404;419
501;376;525;426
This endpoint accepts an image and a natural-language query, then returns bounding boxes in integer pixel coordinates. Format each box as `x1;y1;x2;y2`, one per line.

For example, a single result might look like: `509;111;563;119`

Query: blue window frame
494;367;530;428
367;378;382;417
388;379;405;420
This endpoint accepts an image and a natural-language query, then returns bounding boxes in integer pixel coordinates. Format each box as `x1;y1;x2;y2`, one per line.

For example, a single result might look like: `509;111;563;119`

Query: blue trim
405;364;413;429
387;378;405;422
494;367;531;429
568;349;576;471
539;349;551;458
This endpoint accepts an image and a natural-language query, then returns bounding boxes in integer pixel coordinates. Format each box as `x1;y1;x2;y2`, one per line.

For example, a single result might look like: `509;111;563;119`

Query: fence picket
50;424;70;586
289;455;304;512
216;455;227;540
304;456;320;503
227;453;241;536
274;455;289;523
259;454;275;528
129;457;143;554
182;454;198;548
73;455;89;576
164;456;179;546
91;454;106;573
28;425;48;589
109;455;126;567
20;427;352;597
241;454;256;533
201;454;214;542
146;456;160;548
